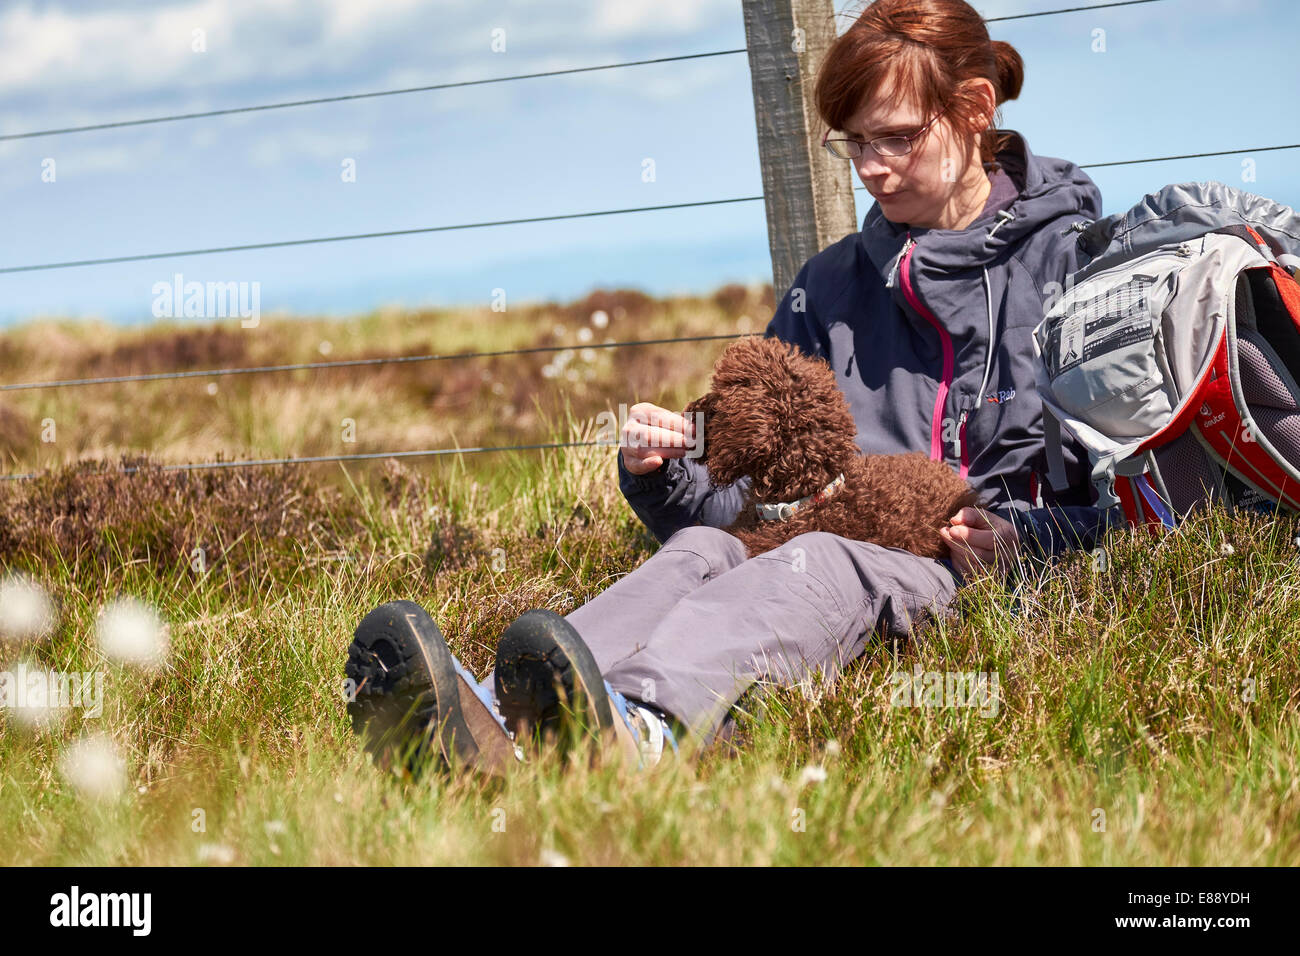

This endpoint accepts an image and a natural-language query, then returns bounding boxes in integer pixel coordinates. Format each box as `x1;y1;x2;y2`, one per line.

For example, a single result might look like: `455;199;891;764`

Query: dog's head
684;336;861;502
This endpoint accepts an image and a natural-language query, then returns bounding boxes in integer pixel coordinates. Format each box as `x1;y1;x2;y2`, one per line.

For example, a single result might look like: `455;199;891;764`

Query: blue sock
604;681;679;755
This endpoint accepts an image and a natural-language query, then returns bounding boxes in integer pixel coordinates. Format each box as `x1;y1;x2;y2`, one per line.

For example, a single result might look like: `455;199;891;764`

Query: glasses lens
824;139;860;159
872;137;910;157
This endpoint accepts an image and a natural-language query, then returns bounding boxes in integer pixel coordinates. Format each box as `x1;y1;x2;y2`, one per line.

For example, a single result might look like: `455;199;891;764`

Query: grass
0;285;770;481
1;288;1298;865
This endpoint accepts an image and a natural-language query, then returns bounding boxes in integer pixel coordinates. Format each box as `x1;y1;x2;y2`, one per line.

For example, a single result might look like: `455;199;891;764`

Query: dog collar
756;473;845;522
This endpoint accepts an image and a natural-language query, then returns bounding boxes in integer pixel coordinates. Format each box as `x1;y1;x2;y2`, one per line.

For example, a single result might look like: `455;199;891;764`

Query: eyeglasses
821;105;947;160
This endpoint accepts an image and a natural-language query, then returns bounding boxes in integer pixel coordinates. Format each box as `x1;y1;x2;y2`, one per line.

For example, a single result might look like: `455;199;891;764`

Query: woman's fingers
628;402;696;438
621;403;701;463
940;527;986;576
940;520;1013;575
619;403;699;475
943;523;999;552
943;536;992;563
622;451;665;475
621;420;695;456
950;506;999;528
945;507;1021;568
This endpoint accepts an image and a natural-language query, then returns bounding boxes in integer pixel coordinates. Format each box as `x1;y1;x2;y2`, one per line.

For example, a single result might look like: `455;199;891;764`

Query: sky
0;0;1296;328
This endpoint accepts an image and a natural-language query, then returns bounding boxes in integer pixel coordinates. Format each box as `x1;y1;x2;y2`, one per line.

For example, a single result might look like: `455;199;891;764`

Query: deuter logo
49;886;151;936
1200;402;1212;416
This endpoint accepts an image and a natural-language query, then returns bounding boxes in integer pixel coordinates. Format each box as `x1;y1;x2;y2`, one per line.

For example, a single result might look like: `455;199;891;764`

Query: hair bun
991;39;1024;103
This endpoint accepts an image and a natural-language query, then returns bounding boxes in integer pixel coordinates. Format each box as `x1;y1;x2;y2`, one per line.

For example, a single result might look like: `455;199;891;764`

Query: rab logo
985;388;1016;405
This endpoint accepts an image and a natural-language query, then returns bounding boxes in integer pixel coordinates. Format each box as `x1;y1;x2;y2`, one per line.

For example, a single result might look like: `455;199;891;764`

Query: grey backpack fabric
1033;182;1300;526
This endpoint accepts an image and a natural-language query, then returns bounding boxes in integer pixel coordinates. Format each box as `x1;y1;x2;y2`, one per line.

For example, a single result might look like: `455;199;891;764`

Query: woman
344;0;1121;775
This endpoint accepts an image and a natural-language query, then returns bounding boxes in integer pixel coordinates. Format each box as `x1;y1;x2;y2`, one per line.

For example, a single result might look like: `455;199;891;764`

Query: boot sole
494;609;613;743
345;600;480;775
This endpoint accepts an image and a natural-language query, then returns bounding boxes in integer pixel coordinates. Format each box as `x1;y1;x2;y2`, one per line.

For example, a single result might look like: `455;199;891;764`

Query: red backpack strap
1265;260;1300;335
1114;474;1172;535
1114;474;1144;531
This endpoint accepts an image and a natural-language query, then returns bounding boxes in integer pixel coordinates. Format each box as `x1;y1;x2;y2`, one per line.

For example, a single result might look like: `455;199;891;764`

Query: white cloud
0;0;229;95
590;0;719;37
0;0;743;184
0;0;739;110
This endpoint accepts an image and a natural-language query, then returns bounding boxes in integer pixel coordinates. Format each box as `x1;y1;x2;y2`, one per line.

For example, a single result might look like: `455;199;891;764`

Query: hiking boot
345;600;517;778
493;608;679;768
494;608;613;745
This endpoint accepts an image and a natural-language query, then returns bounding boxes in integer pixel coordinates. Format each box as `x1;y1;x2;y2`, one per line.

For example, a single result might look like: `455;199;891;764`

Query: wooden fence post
742;0;858;298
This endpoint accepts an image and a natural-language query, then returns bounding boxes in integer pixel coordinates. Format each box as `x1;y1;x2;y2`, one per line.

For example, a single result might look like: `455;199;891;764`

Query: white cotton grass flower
197;843;237;865
96;597;169;670
1;657;70;735
590;310;609;329
59;733;127;801
539;848;570;867
0;574;57;645
1220;542;1236;555
798;764;828;788
576;326;593;343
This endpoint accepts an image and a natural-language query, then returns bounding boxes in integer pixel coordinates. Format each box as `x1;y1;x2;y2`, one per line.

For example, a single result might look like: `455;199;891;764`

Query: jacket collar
858;129;1102;278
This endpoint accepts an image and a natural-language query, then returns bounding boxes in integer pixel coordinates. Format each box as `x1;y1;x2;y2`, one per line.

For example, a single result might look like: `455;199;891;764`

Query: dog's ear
702;336;860;500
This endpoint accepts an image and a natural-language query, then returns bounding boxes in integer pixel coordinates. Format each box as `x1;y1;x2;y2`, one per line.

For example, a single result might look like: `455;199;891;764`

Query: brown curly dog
683;336;983;559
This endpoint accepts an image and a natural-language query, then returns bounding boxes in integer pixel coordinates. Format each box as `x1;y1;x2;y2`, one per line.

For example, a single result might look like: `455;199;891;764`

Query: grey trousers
486;525;964;748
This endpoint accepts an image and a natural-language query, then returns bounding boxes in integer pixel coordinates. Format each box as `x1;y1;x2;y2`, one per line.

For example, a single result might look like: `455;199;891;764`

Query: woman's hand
939;506;1020;577
620;402;698;476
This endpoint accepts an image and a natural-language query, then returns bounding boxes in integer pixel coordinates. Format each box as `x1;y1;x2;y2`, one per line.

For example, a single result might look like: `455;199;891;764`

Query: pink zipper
898;234;965;476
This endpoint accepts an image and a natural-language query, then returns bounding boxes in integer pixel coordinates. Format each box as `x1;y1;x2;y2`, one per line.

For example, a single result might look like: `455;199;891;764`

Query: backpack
1032;181;1300;532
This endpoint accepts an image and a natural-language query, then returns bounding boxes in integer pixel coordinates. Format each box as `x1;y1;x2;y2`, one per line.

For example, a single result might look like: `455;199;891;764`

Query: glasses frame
821;104;948;160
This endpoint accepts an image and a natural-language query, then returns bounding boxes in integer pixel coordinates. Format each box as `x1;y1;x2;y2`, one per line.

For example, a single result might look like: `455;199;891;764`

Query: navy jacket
619;129;1124;566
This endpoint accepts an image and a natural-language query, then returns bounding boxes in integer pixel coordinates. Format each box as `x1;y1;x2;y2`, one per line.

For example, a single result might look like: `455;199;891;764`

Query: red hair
815;0;1024;172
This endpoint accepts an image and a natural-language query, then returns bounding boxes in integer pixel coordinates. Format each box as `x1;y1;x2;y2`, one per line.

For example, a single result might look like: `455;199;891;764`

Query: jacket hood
859;129;1103;277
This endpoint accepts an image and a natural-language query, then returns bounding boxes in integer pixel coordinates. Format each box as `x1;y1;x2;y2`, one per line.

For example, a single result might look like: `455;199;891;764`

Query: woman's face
840;75;993;230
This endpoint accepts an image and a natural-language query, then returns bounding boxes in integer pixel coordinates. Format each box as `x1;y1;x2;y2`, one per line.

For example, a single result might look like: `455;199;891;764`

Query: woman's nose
855;152;893;180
